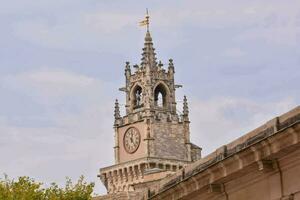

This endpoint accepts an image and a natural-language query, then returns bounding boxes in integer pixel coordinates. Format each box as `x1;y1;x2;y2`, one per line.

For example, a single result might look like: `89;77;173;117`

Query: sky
0;0;299;196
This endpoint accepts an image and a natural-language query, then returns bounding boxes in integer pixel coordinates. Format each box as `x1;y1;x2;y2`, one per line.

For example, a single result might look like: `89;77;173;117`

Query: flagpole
146;8;149;32
139;9;150;32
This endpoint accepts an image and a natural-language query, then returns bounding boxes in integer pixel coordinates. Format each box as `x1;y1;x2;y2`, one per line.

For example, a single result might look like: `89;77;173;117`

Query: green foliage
0;174;94;200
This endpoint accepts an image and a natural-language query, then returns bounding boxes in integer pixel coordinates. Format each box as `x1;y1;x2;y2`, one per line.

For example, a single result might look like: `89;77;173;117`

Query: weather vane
139;8;150;31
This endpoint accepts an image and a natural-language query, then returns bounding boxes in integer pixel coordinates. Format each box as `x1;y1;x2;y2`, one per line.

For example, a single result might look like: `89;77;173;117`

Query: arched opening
157;92;163;107
131;85;143;109
154;83;168;108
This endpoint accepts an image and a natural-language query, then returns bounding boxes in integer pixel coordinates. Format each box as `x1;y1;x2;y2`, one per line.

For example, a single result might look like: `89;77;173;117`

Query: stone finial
125;61;130;70
114;99;121;120
158;60;163;69
168;58;175;74
125;62;131;77
169;58;174;66
183;95;189;116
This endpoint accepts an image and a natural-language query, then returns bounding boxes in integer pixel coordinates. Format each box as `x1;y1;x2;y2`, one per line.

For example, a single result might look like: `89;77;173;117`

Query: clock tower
99;16;201;197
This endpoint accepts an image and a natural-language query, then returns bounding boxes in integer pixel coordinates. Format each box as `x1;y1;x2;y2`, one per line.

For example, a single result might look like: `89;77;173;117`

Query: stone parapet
99;157;188;194
115;110;181;128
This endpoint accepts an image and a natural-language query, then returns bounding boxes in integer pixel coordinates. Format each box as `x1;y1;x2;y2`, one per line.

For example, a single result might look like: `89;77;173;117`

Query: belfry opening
132;85;143;109
154;83;168;108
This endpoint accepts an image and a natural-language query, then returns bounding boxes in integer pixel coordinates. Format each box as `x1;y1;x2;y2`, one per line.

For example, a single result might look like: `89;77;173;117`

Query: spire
141;31;157;68
183;96;189;118
114;99;121;120
140;10;157;68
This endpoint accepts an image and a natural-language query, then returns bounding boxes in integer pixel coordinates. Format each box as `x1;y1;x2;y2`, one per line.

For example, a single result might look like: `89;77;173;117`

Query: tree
0;174;94;200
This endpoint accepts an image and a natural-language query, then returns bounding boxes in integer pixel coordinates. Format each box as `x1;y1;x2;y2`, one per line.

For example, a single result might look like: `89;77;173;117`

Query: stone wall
152;120;187;161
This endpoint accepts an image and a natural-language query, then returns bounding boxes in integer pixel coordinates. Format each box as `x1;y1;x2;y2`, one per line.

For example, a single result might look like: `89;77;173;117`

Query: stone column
128;167;133;182
138;164;143;179
133;165;138;181
107;172;112;193
122;168;127;183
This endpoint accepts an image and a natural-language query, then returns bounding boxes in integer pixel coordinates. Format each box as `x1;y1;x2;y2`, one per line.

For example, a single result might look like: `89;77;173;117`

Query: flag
139;9;150;29
139;19;148;27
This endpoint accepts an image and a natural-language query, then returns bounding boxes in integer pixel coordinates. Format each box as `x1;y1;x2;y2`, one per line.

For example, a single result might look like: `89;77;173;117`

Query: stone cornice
100;157;190;173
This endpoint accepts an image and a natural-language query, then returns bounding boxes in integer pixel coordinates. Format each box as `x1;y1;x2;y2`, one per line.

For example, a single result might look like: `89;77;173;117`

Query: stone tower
99;27;201;197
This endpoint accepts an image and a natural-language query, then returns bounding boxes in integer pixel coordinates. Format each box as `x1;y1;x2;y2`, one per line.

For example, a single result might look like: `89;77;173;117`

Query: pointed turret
168;59;174;73
125;62;131;75
124;62;131;85
168;58;175;81
114;99;121;125
183;96;189;121
158;60;163;70
141;31;157;68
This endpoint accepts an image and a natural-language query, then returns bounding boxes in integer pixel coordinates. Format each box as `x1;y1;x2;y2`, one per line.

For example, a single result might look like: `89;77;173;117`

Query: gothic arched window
154;84;168;108
132;85;143;109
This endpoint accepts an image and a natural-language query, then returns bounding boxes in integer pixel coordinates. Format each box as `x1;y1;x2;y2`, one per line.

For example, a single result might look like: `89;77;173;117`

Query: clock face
123;127;141;154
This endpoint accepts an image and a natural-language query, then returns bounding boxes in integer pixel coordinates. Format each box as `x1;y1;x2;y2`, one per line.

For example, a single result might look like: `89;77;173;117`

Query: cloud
0;0;83;15
189;96;297;155
237;25;300;47
16;68;94;87
0;119;113;194
2;68;101;105
0;104;113;193
222;47;246;57
11;11;140;52
233;3;300;46
0;68;113;194
84;12;139;34
9;1;300;53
